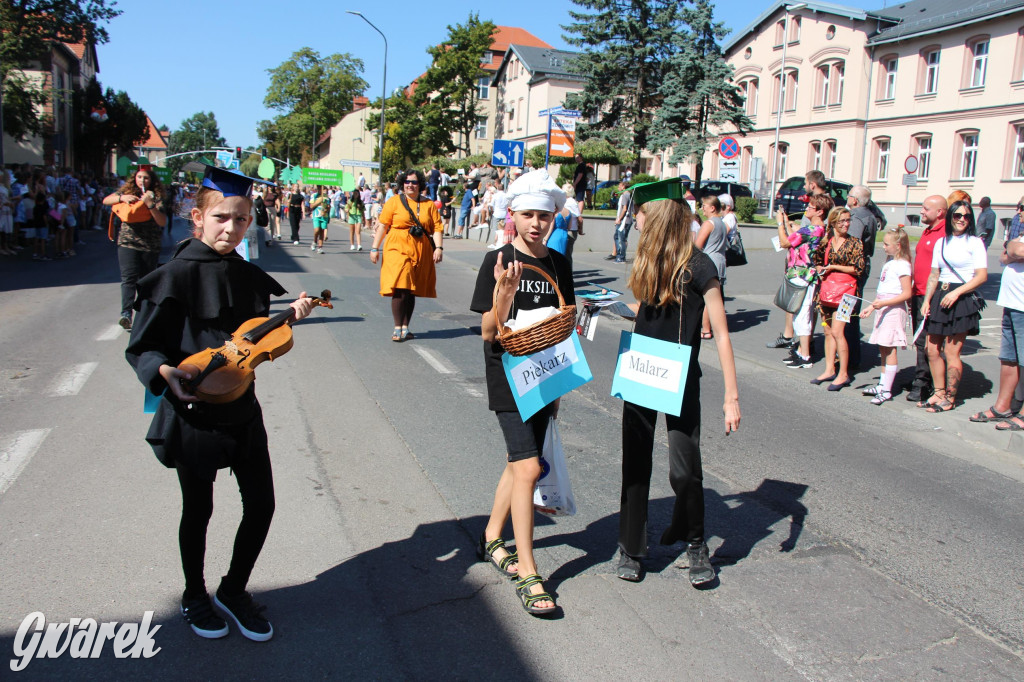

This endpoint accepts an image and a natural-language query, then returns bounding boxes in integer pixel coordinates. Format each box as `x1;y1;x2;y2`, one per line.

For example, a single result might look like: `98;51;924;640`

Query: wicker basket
494;264;577;356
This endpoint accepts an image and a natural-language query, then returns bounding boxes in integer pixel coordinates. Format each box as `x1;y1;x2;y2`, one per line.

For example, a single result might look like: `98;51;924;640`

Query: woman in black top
469;170;573;616
288;186;304;244
616;179;741;587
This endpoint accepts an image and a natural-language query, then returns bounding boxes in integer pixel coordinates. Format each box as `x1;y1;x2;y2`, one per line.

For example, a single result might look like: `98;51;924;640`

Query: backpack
253;196;269;227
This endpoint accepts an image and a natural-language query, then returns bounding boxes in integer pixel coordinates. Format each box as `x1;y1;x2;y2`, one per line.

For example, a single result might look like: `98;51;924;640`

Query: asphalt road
0;217;1022;679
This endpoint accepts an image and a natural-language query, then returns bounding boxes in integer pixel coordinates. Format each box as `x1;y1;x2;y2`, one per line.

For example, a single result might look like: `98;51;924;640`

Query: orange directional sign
548;115;576;158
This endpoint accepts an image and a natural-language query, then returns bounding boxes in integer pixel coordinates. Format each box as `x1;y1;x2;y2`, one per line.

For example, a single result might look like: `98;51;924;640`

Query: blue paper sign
502;332;593;419
610;331;692;416
143;388;164;414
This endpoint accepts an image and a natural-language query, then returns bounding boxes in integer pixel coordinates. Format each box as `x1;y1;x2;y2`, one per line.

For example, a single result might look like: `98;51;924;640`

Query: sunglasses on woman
952;212;970;222
404;180;420;186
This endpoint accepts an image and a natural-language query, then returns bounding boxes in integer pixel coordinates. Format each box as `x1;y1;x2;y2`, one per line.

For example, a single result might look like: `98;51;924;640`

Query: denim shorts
999;308;1024;364
495;403;555;462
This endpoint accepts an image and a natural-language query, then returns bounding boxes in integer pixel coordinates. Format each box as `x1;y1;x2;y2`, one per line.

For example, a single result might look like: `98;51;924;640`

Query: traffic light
235;146;242;160
261;148;267;159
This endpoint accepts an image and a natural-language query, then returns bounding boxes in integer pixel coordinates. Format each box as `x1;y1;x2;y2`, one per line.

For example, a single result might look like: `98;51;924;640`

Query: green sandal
515;574;557;616
477;534;518;579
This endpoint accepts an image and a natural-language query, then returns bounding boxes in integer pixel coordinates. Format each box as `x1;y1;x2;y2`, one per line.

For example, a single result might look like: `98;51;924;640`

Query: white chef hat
562;197;581;217
507;169;566;213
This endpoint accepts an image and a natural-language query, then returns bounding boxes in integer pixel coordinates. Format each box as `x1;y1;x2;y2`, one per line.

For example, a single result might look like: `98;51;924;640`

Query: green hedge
594;187;617;209
736;196;758;223
632;173;658;185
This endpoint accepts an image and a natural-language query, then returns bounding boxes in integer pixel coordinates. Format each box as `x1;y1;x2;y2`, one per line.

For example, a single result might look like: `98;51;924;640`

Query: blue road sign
492;139;526;168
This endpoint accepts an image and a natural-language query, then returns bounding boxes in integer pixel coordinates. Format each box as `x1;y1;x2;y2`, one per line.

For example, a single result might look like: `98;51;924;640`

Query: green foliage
380;121;405;182
0;0;120;148
735;196;758;223
594;187;616;208
563;0;684;161
167;112;226;175
414;14;497;157
240;153;261;178
73;77;148;175
260;47;368;160
632;173;658;185
526;144;545;168
556;164;574;186
649;0;752;187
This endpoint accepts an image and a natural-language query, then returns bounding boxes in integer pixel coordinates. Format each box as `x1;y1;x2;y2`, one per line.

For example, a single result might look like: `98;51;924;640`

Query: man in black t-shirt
287;188;304;244
572;154;587;202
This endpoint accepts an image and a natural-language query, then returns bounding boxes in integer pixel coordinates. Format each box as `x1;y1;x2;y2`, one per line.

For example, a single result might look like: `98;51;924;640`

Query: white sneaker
350;244;356;251
293;241;300;245
317;247;324;254
357;245;363;251
311;243;316;251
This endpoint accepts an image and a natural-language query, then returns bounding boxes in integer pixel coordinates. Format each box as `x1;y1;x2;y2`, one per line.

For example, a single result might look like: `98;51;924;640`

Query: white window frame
876;139;890;180
775;143;789;180
811;141;821;170
744;79;758;116
826;140;837;178
917;136;932;180
477;76;490;100
1013;126;1024;180
971;40;989;87
834;63;844;104
884;58;897;99
475;116;488;140
961;133;979;179
924;50;940;94
818;65;830;106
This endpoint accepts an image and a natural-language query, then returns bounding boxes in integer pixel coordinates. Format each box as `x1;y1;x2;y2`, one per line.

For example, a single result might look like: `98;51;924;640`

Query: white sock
880;364;897;393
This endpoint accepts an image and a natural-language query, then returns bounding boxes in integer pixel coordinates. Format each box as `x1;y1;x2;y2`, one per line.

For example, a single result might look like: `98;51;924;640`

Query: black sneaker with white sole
685;542;715;587
180;593;229;639
766;334;797;349
214;589;273;642
787;352;813;369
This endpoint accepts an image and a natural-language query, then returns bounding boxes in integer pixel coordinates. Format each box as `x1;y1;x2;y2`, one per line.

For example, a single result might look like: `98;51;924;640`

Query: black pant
176;446;275;598
289;209;302;242
910;293;932;390
118;246;159;318
619;391;703;558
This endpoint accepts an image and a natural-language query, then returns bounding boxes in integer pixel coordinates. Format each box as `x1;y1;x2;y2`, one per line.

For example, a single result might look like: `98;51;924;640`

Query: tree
0;1;121;144
240;153;261;178
562;0;684;164
166;112;226;174
72;76;148;175
259;47;367;159
649;0;752;186
413;14;496;157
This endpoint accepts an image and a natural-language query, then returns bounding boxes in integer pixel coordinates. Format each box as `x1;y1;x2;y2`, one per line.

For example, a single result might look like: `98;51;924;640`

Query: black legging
289;208;302;242
619;389;703;558
176;447;275;599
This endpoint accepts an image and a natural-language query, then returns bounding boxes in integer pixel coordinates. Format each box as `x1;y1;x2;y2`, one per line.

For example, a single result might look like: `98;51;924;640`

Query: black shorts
495;404;555;462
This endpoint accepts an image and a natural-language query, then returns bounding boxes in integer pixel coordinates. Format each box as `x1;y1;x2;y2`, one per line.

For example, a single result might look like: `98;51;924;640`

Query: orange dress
378;194;442;297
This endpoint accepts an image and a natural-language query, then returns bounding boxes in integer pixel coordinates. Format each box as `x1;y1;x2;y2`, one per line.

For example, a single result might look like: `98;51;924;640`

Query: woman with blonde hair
616;178;740;586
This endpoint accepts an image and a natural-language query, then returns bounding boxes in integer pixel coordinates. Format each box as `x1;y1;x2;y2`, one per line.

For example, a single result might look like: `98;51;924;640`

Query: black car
775;176;851;216
696;180;754;201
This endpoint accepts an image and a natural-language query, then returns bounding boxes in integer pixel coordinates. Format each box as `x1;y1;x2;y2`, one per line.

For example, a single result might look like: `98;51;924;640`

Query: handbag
533;418;576;516
774;277;808;313
818;241;857;307
398;194;433;246
940;239;987;313
725;229;747;266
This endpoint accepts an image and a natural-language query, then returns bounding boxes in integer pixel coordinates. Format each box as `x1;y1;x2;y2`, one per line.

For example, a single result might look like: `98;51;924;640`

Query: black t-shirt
428;169;440;184
288;192;304;208
470;244;576;412
573;163;587;190
633;250;718;392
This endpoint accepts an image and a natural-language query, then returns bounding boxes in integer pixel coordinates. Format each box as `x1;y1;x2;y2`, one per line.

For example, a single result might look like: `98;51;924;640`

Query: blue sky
95;0;878;148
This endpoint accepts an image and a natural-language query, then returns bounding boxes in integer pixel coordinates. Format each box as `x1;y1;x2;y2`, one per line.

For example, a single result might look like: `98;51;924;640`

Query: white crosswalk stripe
96;324;124;341
47;362;98;397
0;429;50;496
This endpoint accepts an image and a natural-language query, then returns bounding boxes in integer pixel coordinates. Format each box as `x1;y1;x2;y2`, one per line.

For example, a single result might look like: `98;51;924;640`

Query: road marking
96;324;124;341
47;362;98;396
412;346;452;374
0;429;49;496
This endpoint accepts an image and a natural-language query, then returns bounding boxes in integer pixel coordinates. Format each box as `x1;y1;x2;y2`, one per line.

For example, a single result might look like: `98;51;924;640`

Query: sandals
515;574;557;616
925;398;956;413
401;327;415;341
917;390;945;409
700;331;713;340
995;414;1024;431
969;406;1013;423
392;327;402;342
477;534;518;580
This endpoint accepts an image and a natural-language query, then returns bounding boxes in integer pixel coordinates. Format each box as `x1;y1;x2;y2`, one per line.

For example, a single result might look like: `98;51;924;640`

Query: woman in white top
695;195;729;339
718;193;738;239
919;201;988;412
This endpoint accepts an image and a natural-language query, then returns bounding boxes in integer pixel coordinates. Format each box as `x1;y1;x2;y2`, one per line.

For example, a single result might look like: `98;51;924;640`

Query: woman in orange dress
369;169;444;341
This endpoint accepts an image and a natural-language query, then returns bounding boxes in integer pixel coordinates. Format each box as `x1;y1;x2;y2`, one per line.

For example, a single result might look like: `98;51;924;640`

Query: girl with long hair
861;227;913;404
616;179;740;586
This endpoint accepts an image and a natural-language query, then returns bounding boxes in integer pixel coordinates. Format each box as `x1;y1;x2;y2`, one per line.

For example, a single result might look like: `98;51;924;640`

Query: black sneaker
118;315;132;331
787;352;813;369
180;594;229;639
214;589;273;642
781;350;799;365
766;334;796;349
616;550;644;582
685;542;715;586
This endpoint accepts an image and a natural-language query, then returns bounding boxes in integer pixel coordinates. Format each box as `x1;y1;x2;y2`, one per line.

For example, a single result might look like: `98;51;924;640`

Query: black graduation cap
200;165;265;198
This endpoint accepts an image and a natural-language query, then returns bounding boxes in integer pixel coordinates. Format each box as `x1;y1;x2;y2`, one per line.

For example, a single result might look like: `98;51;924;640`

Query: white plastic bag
533;418;577;516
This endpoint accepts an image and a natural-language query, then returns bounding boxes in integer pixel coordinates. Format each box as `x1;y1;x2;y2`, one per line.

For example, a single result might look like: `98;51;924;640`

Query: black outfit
288;192;304;241
126;238;287;599
910;294;932;391
470;243;575;460
619;251;718;558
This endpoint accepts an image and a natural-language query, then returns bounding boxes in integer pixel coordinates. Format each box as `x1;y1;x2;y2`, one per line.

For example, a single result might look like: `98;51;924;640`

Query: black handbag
939;240;986;313
774;276;808;313
725;229;747;266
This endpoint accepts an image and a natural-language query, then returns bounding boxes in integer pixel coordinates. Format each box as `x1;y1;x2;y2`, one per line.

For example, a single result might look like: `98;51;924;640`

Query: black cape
125;239;286;480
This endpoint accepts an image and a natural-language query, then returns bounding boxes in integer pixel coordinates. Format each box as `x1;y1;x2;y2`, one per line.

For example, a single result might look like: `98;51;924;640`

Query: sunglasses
403;180;420;186
952;212;970;221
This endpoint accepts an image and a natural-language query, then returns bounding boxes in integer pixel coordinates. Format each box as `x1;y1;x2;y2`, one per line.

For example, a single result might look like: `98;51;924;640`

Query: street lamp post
347;10;387;184
768;3;806;217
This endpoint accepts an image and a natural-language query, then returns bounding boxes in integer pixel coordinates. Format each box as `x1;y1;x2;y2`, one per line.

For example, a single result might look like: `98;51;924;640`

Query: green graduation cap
629;178;685;208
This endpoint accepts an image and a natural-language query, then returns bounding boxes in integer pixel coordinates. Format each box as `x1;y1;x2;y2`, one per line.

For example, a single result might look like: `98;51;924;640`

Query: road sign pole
545;113;552;169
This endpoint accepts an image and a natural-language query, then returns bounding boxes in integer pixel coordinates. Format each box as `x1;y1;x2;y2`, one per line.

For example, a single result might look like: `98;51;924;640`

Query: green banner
301;167;347;186
128;164;174;184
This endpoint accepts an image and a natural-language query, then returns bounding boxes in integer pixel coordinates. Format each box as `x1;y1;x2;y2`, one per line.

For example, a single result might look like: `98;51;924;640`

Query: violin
177;289;333;404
